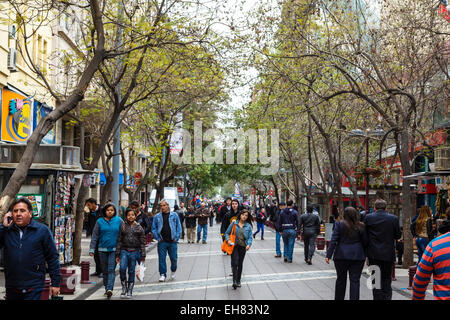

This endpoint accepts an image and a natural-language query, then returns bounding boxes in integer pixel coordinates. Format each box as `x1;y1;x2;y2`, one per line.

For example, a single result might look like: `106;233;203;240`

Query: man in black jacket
86;198;103;277
273;202;285;258
277;200;299;263
298;204;321;265
130;201;151;235
363;199;401;300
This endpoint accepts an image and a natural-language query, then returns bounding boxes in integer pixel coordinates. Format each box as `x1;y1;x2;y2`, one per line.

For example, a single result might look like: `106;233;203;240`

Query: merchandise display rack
53;171;75;265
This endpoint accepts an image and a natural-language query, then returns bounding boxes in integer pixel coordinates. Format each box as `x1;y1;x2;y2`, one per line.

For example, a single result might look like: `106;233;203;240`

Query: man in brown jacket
196;202;210;244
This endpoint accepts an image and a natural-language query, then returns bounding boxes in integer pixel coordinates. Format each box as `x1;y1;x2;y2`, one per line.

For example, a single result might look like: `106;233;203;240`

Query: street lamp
349;124;385;212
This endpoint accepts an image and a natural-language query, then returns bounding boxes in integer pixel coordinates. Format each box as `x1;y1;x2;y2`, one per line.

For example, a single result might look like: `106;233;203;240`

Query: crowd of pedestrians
1;194;450;301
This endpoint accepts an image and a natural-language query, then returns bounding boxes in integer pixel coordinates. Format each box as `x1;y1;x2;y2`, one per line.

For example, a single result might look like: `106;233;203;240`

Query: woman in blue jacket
326;206;368;300
89;203;123;298
225;209;253;289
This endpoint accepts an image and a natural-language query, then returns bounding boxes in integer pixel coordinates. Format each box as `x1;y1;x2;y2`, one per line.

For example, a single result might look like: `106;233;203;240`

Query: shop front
0;144;90;266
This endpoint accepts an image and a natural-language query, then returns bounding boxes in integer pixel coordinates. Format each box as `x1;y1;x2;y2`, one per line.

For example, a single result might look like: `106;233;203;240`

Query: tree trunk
0;0;106;218
399;129;414;268
73;179;89;265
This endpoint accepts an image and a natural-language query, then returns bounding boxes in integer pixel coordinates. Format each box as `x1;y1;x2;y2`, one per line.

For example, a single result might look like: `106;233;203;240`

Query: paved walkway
77;223;433;300
0;222;434;300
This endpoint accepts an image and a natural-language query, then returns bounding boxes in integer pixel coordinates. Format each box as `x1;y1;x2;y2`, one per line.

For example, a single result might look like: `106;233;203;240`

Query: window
42;39;47;73
37;35;42;69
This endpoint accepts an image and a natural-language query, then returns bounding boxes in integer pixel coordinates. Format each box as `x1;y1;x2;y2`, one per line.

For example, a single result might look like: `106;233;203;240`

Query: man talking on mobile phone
0;197;61;300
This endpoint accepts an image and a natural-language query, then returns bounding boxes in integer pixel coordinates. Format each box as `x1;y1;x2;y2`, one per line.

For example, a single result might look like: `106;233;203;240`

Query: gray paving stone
79;224;434;300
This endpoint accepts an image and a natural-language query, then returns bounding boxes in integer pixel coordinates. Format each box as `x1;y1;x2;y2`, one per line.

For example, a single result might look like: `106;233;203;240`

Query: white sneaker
170;272;176;280
159;275;166;282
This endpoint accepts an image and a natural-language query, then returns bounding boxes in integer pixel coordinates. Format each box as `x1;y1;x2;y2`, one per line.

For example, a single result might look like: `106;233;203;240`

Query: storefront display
16;194;44;218
1;142;88;267
53;172;76;265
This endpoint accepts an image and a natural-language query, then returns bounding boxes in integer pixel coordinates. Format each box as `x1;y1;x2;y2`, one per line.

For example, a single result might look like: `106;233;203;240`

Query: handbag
221;223;236;254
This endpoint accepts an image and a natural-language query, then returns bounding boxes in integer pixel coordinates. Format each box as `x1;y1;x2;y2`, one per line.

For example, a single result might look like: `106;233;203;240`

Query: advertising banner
169;112;183;155
1;88;34;143
33;101;55;144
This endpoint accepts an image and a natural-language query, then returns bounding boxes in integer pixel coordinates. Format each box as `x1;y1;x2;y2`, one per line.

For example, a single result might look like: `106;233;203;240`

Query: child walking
116;208;146;298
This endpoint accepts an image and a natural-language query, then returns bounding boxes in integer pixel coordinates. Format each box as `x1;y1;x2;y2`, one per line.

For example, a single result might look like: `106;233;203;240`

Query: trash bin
316;236;325;250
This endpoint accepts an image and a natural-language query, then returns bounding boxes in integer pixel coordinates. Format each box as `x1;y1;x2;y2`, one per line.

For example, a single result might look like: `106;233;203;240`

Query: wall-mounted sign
33;101;55;144
1;89;34;143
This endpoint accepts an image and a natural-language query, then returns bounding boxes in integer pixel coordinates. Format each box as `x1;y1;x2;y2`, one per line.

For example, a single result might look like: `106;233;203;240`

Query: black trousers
334;259;365;300
368;258;394;300
303;233;317;260
396;242;404;264
231;245;247;284
94;246;102;274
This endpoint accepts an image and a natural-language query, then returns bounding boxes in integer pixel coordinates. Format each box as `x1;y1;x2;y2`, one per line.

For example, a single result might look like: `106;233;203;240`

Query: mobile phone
7;216;12;224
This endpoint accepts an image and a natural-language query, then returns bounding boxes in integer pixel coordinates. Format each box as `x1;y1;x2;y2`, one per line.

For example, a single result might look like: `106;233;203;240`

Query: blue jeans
119;250;139;283
5;288;43;300
197;224;208;242
253;222;264;238
157;241;178;276
416;237;429;265
281;229;296;261
99;251;117;291
275;231;281;256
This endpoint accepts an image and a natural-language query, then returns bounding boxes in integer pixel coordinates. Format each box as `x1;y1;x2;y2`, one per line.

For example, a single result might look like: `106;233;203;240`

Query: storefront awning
312;186;377;196
0;163;94;173
403;171;450;180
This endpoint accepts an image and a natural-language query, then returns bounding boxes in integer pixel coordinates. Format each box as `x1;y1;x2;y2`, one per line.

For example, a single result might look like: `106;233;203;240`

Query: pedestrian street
82;223;427;300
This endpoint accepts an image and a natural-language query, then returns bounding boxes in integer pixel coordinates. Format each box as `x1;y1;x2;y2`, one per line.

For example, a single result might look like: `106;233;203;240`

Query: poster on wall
1;88;34;143
33;101;55;144
16;194;44;218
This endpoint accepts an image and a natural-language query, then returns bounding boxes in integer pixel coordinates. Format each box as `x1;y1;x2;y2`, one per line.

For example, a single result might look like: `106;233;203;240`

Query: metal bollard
407;265;417;290
81;261;91;284
60;267;76;294
316;236;325;250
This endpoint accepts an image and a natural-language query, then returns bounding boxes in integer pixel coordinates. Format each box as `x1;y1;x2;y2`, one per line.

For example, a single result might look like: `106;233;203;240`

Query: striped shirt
412;232;450;300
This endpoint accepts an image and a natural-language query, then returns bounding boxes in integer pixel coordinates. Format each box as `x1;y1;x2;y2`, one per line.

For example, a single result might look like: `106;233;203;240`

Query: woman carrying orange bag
225;209;253;289
221;223;236;254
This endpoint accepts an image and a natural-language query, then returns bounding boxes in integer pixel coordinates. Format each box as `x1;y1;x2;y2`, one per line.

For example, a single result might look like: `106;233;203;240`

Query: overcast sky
195;0;383;129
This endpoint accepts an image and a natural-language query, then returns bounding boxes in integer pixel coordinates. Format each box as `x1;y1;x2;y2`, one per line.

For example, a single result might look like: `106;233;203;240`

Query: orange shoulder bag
221;223;236;254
